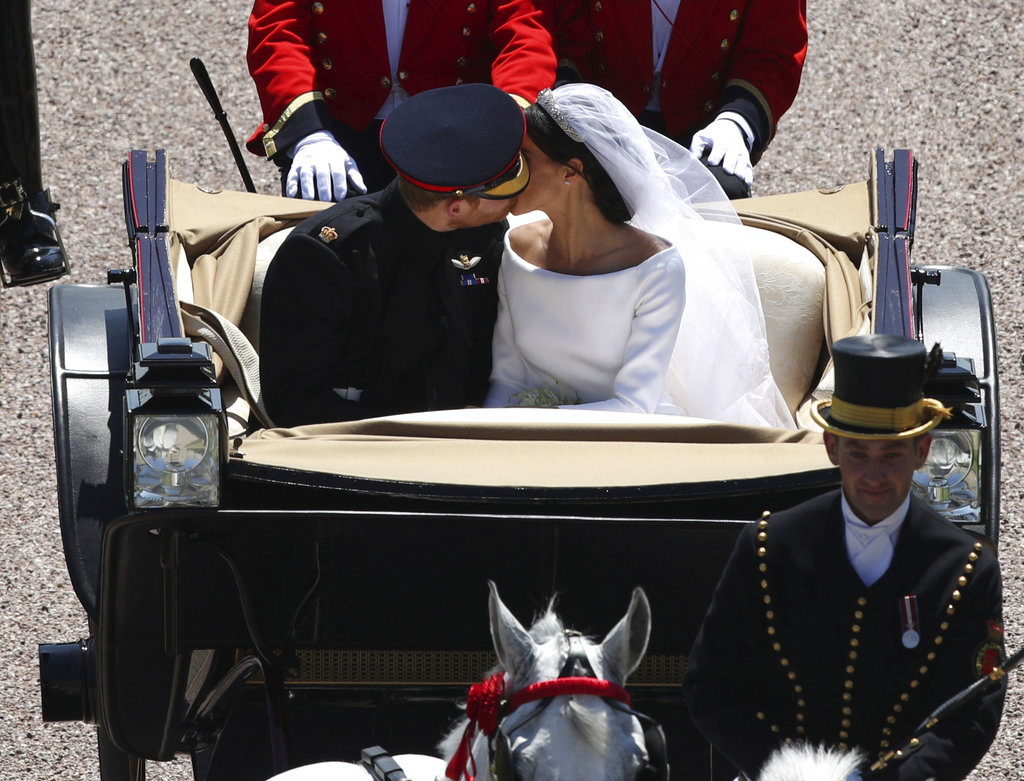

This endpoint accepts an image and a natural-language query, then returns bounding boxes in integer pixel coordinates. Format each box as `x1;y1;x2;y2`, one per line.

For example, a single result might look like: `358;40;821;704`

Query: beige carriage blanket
236;409;831;487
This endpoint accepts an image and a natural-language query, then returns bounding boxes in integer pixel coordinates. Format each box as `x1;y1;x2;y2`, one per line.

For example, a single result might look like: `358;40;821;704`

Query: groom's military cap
380;83;529;200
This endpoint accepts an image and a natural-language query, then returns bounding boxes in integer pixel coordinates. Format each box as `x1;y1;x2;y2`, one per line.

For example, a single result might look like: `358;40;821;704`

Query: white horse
267;582;862;781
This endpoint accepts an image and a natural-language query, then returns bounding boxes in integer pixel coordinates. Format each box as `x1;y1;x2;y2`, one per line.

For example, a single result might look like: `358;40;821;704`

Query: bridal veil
539;84;794;429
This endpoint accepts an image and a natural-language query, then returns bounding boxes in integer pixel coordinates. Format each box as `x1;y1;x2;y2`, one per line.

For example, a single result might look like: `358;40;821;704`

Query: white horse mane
757;743;865;781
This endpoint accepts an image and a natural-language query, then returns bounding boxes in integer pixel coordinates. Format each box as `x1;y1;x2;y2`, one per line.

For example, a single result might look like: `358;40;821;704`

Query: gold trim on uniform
262;91;325;158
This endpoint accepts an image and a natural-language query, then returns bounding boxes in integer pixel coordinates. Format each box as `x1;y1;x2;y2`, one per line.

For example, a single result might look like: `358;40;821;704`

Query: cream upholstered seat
695;220;826;416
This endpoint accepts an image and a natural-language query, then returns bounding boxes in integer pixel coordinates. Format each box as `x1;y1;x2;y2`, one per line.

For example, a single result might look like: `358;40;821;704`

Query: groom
259;83;529;427
684;334;1005;780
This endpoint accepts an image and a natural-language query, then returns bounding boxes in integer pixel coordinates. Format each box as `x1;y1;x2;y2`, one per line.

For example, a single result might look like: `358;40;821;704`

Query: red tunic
247;0;558;157
558;0;807;152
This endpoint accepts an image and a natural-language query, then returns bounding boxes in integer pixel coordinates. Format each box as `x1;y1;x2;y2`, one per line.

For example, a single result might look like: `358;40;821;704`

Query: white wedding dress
484;230;686;414
483;83;795;428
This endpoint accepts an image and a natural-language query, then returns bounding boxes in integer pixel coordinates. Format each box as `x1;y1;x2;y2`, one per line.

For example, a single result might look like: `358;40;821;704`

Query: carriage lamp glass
131;413;220;508
911;429;981;522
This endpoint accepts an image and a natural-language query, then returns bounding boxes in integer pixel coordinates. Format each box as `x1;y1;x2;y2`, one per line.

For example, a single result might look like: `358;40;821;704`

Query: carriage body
38;149;999;780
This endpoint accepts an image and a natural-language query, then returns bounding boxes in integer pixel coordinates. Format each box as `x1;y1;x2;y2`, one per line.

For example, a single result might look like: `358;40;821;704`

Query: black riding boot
0;187;68;287
0;0;69;286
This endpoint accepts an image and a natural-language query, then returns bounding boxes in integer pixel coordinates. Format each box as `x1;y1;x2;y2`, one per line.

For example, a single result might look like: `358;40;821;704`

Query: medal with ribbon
900;595;920;649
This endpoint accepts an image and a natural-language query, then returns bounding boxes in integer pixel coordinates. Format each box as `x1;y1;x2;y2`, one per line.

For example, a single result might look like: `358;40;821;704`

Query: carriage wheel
97;723;146;781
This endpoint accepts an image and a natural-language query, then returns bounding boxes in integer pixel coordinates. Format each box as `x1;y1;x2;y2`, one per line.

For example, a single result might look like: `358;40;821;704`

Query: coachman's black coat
684;490;1005;781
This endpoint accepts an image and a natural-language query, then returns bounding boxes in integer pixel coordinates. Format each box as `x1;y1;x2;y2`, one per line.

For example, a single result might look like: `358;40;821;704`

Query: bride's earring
563;179;571;186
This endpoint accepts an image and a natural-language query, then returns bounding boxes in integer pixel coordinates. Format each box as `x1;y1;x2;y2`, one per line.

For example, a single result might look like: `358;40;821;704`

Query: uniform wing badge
451;253;481;270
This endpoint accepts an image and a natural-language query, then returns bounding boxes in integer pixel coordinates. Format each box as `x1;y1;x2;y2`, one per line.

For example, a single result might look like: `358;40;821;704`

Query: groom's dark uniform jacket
259;181;504;427
684;489;1005;781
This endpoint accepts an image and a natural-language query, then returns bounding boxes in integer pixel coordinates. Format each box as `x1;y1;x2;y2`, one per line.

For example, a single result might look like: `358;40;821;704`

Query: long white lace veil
540;84;793;428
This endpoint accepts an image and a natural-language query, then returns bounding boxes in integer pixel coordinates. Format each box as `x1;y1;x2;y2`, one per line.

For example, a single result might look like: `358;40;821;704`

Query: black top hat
380;84;529;200
811;334;951;438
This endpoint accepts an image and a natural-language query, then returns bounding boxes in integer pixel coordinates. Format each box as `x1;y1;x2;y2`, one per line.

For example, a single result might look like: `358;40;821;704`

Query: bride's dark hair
525;103;632;223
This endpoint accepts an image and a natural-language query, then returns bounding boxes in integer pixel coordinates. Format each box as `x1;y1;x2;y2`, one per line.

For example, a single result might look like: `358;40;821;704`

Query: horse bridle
446;631;669;781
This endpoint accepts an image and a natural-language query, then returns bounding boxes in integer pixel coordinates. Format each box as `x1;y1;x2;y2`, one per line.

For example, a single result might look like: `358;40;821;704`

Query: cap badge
451;253;481;270
318;226;339;244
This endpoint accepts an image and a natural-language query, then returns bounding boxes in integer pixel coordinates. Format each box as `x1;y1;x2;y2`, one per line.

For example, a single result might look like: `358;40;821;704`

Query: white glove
689;117;754;187
286;130;367;201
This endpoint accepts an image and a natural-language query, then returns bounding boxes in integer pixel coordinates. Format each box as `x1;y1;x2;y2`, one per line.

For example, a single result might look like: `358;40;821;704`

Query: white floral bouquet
507;384;581;408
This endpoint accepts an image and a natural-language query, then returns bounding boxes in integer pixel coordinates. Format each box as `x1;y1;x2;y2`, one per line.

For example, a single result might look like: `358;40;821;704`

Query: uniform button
262;123;269;131
467;2;477;11
456;56;467;67
642;84;652;95
462;26;471;37
398;70;408;80
720;38;730;49
595;0;603;9
324;88;336;99
597;62;607;73
322;57;333;70
704;100;714;112
661;80;669;89
595;30;605;42
729;8;739;20
711;71;720;81
312;1;324;13
316;31;328;44
455;77;465;85
380;76;391;88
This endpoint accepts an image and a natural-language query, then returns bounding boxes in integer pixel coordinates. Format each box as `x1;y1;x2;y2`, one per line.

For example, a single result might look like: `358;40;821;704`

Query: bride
483;84;793;429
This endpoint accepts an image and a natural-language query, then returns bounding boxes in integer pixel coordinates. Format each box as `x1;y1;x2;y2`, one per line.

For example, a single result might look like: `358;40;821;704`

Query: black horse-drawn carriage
37;148;998;780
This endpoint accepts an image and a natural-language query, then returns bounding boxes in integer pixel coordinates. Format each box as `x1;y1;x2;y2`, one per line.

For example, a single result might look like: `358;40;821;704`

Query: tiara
535;89;583;142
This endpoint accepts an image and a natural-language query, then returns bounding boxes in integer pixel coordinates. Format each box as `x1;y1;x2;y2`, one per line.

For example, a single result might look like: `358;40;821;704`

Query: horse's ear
488;580;536;678
600;587;651;682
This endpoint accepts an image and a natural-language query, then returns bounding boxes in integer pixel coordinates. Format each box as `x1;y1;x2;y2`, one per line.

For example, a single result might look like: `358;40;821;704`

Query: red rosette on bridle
445;672;505;781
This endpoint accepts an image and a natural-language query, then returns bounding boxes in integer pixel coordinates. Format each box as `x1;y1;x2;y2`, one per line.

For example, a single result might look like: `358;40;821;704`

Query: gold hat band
830;396;952;431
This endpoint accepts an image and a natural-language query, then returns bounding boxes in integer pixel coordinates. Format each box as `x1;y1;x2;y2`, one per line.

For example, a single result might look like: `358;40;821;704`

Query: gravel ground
2;1;1023;778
